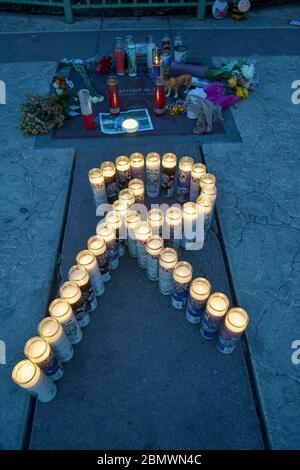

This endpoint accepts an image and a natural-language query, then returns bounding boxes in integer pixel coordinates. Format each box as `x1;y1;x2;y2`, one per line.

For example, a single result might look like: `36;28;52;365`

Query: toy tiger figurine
164;74;192;99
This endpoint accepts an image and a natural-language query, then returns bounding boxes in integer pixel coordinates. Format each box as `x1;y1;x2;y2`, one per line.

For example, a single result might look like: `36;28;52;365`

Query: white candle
87;236;111;282
177;156;194;203
200;184;217;219
130;152;144;179
128;178;145;204
38;317;74;363
121;118;139;133
119;188;135;208
146;152;161;198
196;195;213;237
101;161;118;204
106;209;125;257
135;222;152;268
68;264;98;311
124;210;141;257
161;153;177;198
189;163;206;202
24;336;64;381
59;280;90;328
12;359;57;403
200;292;230;340
113;199;129;219
76;250;105;296
96;222;119;270
185;277;211;324
147;208;164;236
115;155;131;190
200;172;216;190
146;236;164;281
165;206;182;250
182;201;199;248
88;168;107;208
171;261;193;310
217;307;249;354
49;298;82;345
159;248;178;295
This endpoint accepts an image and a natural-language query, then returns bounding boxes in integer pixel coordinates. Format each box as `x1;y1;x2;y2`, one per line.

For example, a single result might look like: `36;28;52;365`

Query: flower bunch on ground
205;59;257;98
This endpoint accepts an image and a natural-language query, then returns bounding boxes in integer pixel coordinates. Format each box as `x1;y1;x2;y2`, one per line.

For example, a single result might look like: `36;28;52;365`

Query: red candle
107;76;120;116
115;37;125;76
78;89;95;131
154;77;166;116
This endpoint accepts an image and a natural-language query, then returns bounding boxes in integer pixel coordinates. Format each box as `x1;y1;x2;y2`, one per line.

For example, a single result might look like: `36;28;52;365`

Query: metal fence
0;0;213;23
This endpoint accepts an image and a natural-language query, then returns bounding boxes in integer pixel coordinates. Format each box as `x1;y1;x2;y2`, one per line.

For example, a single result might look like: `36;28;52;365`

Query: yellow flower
236;86;249;98
228;76;237;88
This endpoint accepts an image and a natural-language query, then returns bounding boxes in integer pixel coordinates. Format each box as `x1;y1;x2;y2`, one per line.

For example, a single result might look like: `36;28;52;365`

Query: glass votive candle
200;172;216;191
128;178;145;204
113;199;129;219
106;209;125;257
130;152;145;179
217;307;249;354
182;201;199;248
161;153;177;198
189;163;206;202
196;195;213;236
159;247;178;295
101;161;118;204
87;236;111;283
88;168;107;208
146;235;164;281
76;249;105;296
200;292;230;340
185;277;211;324
165;206;182;250
59;280;90;328
115;155;131;190
12;359;57;403
68;264;97;311
177;156;194;203
124;210;141;257
171;261;193;310
147;208;164;236
24;336;63;382
119;188;135;208
146;152;161;198
49;298;82;345
200;184;217;214
135;221;152;269
38;317;74;363
96;222;119;270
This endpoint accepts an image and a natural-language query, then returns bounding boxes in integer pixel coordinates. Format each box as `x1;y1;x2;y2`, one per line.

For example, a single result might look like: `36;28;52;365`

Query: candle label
96;251;111;282
34;375;57;402
117;169;131;190
73;296;90;328
146;168;160;198
217;328;242;354
200;311;223;340
38;350;64;381
131;166;144;180
63;315;82;345
91;185;107;207
80;280;97;312
159;266;173;295
108;249;119;270
189;176;200;202
118;240;126;257
105;176;118;204
171;279;190;310
147;254;159;281
169;226;181;250
177;169;191;203
185;296;206;324
161;167;175;198
128;234;137;257
52;335;74;363
137;241;147;268
89;267;105;297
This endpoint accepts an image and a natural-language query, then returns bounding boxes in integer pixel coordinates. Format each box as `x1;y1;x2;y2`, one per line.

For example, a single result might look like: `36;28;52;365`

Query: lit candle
177;156;194;203
12;359;57;403
113;199;129;219
152;48;161;79
200;184;217;228
161;153;177;198
189;163;206;202
38;317;74;363
107;76;120;116
78;89;95;131
115;155;131;190
196;195;213;237
76;250;105;296
119;188;135;208
59;280;90;328
165;206;182;250
135;221;152;269
101;161;118;204
68;264;98;311
182;201;199;248
49;298;82;345
200;172;216;191
124;210;141;257
128;178;145;204
130;152;145;180
96;222;119;270
87;236;111;283
159;247;178;295
121;118;139;134
24;336;63;382
171;261;193;309
88;168;107;208
146;152;161;198
154;76;166;116
106;209;125;257
146;235;164;281
185;277;211;324
147;208;164;236
200;292;230;340
217;307;249;354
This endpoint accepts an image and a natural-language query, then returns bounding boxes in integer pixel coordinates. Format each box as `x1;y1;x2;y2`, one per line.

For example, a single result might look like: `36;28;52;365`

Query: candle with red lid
154;77;166;116
107;76;120;116
78;89;95;131
115;37;125;76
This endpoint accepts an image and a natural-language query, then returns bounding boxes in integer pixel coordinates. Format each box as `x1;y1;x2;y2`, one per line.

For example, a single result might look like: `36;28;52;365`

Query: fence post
63;0;74;24
197;0;206;20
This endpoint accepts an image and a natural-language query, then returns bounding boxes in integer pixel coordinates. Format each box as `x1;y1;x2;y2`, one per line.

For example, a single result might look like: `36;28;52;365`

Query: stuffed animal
164;74;192;98
212;0;228;20
52;75;68;96
185;95;223;134
232;0;251;20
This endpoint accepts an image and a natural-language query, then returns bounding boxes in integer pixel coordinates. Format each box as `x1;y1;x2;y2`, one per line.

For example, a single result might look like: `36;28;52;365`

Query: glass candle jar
182;202;199;248
59;280;90;328
78;89;95;131
135;222;152;269
147;208;164;236
217;307;249;354
171;261;193;310
38;317;73;363
200;173;216;191
146;236;164;281
88;168;107;208
115;36;125;76
68;264;98;311
200;184;217;219
161;153;177;198
159;248;178;295
177;156;194;203
101;161;118;204
124;210;141;257
189;163;206;202
128;178;145;204
115;155;131;190
12;359;57;403
185;277;211;324
130;152;145;179
154;77;166;116
24;336;63;382
196;195;213;237
87;236;111;283
107;76;120;116
106;210;125;257
152;49;161;80
76;250;105;296
49;298;82;345
146;152;161;198
96;222;119;270
165;206;182;250
127;40;137;77
119;188;135;208
200;292;230;340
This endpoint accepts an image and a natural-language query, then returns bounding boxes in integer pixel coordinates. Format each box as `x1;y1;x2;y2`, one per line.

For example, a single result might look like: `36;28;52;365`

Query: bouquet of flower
205;59;257;98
